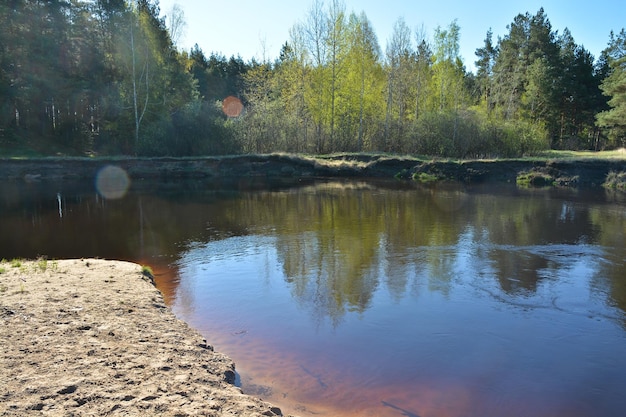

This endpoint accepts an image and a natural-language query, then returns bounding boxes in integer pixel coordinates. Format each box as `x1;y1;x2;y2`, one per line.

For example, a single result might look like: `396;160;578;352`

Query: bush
407;110;549;158
516;170;555;187
603;171;626;190
137;101;241;156
478;116;549;158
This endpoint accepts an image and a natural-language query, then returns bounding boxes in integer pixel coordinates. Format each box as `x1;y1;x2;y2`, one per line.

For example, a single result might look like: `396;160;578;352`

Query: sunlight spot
222;96;244;118
96;165;130;199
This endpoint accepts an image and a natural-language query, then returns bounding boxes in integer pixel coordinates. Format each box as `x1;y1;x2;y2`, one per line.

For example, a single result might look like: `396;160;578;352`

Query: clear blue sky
158;0;625;72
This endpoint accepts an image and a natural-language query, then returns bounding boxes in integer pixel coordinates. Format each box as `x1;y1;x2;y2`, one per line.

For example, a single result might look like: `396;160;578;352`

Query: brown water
1;176;626;417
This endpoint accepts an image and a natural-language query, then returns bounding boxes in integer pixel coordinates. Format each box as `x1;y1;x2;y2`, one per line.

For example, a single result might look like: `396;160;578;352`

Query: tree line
1;0;625;157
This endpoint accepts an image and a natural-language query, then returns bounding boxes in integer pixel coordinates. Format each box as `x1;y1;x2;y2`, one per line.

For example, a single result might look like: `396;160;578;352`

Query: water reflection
165;181;626;416
2;179;626;416
168;182;624;323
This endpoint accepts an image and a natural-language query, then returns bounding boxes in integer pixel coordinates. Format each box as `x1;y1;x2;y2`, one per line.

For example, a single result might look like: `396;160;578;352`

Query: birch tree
167;3;186;47
384;17;413;151
300;0;328;151
342;11;383;151
431;20;465;111
325;0;348;152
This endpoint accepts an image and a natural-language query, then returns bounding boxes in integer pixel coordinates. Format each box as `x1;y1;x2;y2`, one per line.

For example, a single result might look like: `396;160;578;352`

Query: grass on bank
0;257;58;274
2;149;626;190
603;171;626;190
413;172;441;183
141;265;154;279
2;147;625;163
516;171;555;187
536;148;626;160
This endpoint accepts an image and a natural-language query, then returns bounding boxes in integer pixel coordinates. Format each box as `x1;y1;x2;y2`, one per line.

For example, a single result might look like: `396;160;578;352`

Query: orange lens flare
222;96;244;118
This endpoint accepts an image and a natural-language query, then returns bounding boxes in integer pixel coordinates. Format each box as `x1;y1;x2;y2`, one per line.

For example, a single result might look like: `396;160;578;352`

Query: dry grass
538;149;626;160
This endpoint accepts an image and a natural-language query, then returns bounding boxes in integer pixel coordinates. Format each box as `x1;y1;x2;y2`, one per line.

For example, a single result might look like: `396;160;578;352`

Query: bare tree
129;11;149;151
304;0;327;66
167;4;186;47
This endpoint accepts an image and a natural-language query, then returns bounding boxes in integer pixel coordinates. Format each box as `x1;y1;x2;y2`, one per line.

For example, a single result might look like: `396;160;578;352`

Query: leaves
0;2;621;156
596;30;626;146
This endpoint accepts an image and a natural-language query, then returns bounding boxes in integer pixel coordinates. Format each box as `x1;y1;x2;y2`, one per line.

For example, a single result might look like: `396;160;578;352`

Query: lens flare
95;165;130;199
222;96;244;118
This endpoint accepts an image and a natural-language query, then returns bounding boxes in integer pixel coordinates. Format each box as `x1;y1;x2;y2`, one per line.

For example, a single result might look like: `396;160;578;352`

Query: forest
1;0;625;158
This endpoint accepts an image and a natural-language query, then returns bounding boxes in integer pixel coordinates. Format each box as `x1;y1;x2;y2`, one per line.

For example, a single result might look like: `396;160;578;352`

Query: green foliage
138;100;239;156
413;172;440;183
0;2;618;158
431;21;468;111
488;9;605;147
407;110;548;158
36;257;48;272
0;0;238;157
596;30;626;147
141;265;154;277
234;6;588;158
516;170;555;187
603;171;626;190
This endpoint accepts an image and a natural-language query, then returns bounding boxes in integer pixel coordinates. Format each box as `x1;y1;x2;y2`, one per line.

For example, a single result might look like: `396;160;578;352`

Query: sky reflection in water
1;178;625;416
170;182;626;417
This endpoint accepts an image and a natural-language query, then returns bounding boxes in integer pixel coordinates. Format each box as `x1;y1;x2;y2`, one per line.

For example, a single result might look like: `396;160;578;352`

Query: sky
157;0;625;72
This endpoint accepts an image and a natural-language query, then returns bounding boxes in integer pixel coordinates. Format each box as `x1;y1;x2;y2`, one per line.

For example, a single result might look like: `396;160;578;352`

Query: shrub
603;171;626;190
408;110;550;159
516;170;555;187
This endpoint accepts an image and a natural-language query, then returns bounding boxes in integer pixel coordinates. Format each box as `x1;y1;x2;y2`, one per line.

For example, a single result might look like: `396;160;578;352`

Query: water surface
1;178;625;417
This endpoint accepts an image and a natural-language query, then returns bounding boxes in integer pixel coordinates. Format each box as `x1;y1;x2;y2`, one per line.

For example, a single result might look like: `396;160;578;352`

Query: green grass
516;171;555;187
0;132;87;158
536;148;626;160
0;257;57;274
2;149;624;163
603;171;626;190
36;257;48;272
413;172;441;183
141;265;154;279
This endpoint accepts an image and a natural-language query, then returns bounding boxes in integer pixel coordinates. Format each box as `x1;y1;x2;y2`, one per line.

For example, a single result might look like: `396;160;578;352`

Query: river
1;176;625;417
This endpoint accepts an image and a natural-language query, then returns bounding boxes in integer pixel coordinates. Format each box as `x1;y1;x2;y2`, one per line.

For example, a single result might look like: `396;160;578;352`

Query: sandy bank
0;259;290;416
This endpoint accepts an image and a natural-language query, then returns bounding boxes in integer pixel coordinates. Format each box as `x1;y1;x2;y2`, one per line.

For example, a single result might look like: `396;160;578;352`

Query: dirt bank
404;158;626;186
1;154;626;186
0;259;289;416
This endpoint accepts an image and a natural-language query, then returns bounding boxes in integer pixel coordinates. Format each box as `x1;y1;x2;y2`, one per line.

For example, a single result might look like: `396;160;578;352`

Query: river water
1;175;625;417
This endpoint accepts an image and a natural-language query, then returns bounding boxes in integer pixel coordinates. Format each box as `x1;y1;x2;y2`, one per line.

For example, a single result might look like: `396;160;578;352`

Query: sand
0;258;290;416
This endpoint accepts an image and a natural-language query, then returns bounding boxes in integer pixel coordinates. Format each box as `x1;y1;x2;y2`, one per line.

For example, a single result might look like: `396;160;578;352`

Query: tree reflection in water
2;179;626;416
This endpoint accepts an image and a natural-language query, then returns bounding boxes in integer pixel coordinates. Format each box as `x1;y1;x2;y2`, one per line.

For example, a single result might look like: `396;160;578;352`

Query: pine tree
596;29;626;147
475;29;498;112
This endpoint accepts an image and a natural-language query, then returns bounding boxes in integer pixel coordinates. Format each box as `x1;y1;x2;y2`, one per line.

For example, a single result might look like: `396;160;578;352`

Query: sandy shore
0;258;289;416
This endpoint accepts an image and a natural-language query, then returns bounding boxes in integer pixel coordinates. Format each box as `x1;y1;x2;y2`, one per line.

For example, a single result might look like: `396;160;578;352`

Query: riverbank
1;152;626;187
0;258;288;416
